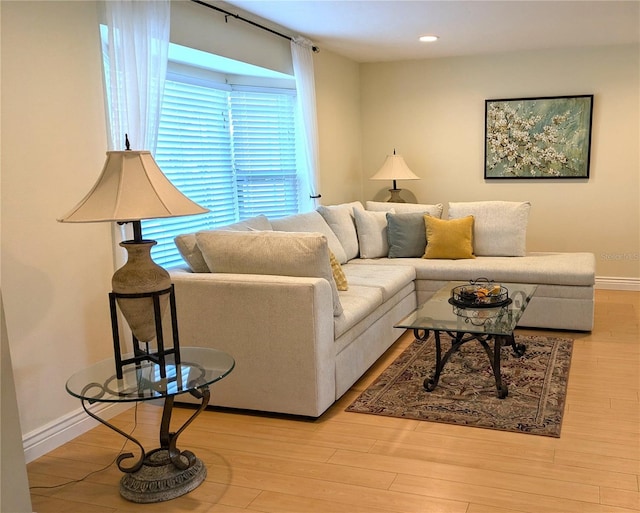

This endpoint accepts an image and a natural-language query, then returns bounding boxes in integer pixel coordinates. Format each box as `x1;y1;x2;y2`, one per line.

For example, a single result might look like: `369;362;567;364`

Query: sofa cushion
448;201;531;257
366;201;444;218
333;285;383;339
174;215;272;272
342;263;415;302
195;230;343;316
353;208;393;259
271;210;348;264
317;202;364;261
423;215;475;259
353;252;595;287
386;211;428;258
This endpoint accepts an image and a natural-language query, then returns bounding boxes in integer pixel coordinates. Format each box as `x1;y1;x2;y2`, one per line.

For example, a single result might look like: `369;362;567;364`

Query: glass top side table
66;347;235;503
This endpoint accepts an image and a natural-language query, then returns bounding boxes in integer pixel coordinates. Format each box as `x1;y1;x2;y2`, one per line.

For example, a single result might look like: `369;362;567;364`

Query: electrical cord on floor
29;403;139;491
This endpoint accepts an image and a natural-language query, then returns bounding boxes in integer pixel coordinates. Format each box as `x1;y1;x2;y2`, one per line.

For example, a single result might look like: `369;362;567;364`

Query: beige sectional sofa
170;200;595;417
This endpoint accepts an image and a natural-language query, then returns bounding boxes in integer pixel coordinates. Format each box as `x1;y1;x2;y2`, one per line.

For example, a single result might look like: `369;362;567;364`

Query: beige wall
314;50;362;205
2;1;114;441
360;45;640;279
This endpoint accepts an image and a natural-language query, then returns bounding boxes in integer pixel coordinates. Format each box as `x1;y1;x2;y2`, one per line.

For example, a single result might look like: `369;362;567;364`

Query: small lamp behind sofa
370;149;420;203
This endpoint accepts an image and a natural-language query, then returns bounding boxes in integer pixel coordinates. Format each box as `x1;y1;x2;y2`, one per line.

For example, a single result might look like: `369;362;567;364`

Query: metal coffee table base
414;329;526;399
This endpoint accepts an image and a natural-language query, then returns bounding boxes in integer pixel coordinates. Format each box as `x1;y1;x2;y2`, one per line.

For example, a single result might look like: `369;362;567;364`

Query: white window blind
142;77;299;268
231;89;298;219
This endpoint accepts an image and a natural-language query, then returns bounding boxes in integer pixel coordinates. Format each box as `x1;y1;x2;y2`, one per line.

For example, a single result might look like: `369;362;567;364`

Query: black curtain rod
190;0;319;53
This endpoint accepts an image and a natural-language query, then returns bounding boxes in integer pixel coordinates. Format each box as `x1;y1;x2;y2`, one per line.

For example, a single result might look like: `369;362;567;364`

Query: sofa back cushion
271;210;348;264
195;230;343;316
353;208;394;259
174;215;272;272
317;202;364;261
448;201;530;257
366;201;444;218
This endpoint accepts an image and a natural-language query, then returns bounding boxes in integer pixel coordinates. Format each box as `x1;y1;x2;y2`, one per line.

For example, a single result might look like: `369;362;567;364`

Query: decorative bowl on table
450;304;509;326
449;279;511;308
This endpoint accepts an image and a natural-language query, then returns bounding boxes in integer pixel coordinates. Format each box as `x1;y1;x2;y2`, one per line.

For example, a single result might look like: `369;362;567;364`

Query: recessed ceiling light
419;35;439;43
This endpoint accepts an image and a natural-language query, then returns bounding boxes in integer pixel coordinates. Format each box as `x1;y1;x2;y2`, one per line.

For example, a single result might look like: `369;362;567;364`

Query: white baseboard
595;276;640;291
23;401;133;464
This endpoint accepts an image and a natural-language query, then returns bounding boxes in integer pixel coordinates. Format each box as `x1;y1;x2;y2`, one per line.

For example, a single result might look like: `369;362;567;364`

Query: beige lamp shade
58;150;208;223
370;153;420;182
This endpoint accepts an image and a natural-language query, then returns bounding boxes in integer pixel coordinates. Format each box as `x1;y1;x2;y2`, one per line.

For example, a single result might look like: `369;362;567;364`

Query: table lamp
58;136;209;377
370;149;420;203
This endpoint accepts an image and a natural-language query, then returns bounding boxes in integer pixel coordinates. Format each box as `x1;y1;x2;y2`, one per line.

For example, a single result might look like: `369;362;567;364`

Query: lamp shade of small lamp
58;148;208;355
370;150;420;203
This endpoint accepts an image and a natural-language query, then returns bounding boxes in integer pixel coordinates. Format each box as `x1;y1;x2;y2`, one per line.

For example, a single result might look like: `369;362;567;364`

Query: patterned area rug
346;334;573;437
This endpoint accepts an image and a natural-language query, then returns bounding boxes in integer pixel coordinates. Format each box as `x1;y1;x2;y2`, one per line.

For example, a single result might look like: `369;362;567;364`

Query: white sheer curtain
291;36;321;210
101;0;170;261
103;0;170;153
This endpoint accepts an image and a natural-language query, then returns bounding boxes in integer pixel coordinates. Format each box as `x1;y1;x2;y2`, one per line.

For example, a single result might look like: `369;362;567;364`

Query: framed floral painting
484;95;593;179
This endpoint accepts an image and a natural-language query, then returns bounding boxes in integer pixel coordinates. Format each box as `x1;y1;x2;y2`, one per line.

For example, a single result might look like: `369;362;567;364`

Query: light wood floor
28;289;639;513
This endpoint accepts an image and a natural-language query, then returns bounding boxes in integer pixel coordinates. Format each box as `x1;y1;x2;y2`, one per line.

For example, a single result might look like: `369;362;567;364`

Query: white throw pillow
317;202;364;261
448;201;531;256
195;230;343;316
354;208;394;259
366;201;444;218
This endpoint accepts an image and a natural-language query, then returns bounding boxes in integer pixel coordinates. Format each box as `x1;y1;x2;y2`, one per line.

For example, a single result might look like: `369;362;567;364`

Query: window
140;48;304;268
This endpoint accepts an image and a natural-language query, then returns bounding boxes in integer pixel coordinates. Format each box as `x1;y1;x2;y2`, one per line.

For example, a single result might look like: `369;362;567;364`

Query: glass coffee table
395;281;537;398
66;347;235;503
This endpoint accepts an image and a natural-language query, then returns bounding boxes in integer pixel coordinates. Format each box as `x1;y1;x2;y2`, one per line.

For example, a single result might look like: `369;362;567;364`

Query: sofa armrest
169;270;336;417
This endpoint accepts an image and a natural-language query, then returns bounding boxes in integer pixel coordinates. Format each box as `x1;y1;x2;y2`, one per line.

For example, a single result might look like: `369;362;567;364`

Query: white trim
23;402;132;464
595;276;640;291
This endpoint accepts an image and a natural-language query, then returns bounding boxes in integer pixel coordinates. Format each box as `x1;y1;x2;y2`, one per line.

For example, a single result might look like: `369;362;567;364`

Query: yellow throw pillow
329;250;349;291
423;215;475;259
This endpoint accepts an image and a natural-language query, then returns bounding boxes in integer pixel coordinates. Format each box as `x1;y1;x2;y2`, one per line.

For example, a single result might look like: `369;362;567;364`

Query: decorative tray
448;279;511;308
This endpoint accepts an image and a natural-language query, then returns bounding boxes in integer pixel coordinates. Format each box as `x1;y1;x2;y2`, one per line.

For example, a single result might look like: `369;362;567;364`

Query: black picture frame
484;94;594;179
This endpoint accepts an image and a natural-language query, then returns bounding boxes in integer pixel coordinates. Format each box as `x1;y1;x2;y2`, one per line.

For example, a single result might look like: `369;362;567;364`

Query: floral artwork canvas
484;95;593;179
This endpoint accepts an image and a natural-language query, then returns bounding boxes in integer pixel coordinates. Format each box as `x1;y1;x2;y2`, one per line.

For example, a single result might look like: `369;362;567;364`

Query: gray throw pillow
386;211;428;258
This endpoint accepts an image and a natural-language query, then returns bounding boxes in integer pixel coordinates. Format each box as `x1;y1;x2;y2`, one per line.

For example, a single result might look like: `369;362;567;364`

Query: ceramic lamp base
112;240;171;343
388;188;407;203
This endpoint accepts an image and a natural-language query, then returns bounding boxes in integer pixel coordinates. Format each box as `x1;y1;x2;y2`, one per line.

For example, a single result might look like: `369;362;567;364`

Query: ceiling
220;0;640;63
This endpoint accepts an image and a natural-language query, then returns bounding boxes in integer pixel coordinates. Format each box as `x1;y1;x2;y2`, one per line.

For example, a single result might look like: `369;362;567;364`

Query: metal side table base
80;384;211;503
119;385;211;503
120;449;207;503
